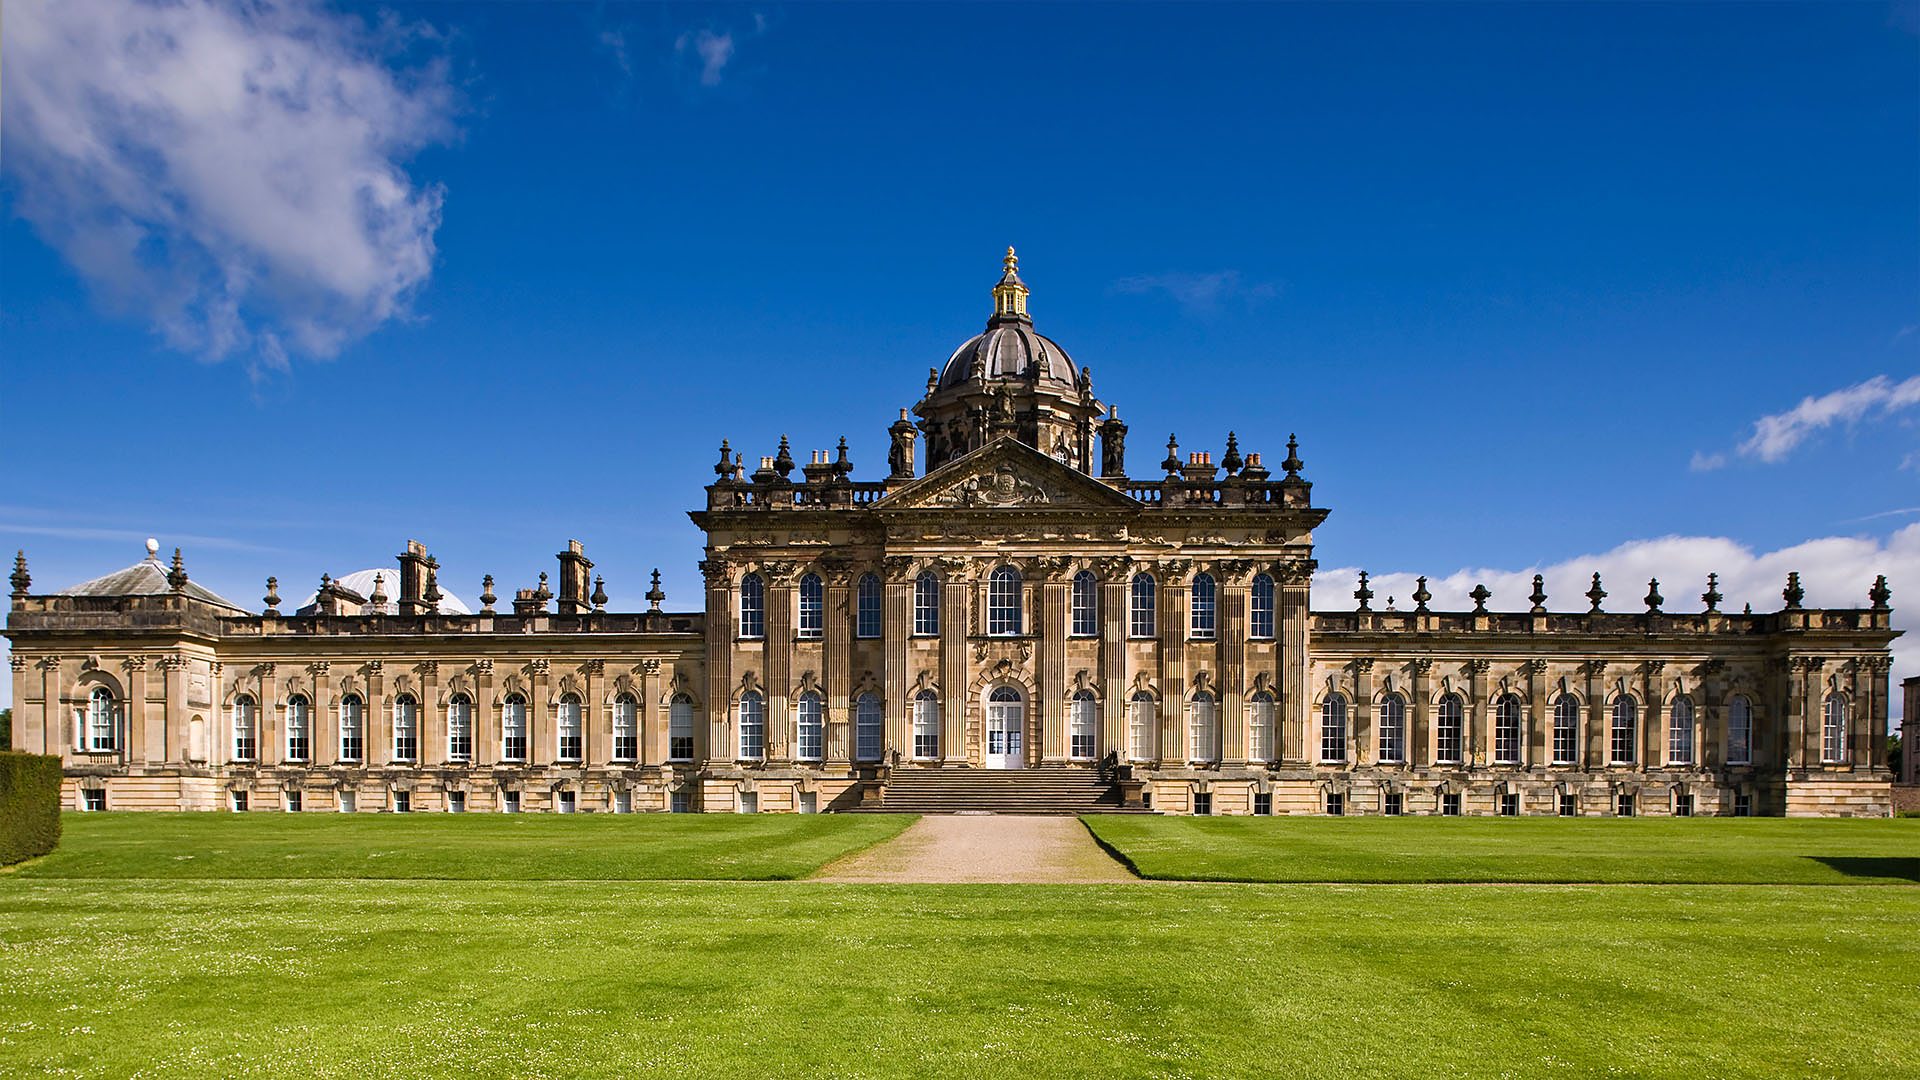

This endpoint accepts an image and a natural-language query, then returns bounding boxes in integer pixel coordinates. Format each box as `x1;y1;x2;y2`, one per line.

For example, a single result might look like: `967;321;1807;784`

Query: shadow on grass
1810;856;1920;883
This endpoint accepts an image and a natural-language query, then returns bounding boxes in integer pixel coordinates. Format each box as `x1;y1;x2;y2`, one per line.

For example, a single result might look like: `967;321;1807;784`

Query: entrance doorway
984;687;1025;769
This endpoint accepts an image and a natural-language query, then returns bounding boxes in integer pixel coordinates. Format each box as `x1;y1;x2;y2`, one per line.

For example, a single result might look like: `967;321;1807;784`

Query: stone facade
4;251;1901;816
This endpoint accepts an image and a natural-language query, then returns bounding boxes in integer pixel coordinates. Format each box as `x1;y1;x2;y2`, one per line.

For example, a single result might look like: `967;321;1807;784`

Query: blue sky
3;1;1918;705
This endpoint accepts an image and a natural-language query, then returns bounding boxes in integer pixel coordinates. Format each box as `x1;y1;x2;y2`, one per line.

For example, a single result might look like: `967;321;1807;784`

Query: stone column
367;661;388;766
1410;658;1432;767
312;662;333;767
825;570;852;768
529;660;551;765
1279;563;1312;765
474;660;495;767
1524;660;1547;768
1351;660;1375;767
161;656;188;765
765;568;795;764
419;661;441;765
1903;676;1920;785
585;660;607;767
640;660;663;765
1099;565;1128;759
127;655;149;767
1040;571;1068;764
1465;659;1490;768
1641;661;1664;769
883;563;911;759
1584;661;1606;769
1699;660;1724;769
1784;657;1811;770
1159;568;1189;762
1220;571;1249;768
940;565;970;765
259;665;280;766
702;561;733;766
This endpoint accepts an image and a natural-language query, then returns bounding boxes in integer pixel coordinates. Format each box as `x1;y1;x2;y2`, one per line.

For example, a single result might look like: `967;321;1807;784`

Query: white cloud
676;29;735;87
1112;271;1279;317
2;0;455;374
1316;525;1917;719
1698;374;1920;467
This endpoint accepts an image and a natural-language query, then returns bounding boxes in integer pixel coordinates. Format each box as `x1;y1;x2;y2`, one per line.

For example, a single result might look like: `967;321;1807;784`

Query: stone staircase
844;766;1152;815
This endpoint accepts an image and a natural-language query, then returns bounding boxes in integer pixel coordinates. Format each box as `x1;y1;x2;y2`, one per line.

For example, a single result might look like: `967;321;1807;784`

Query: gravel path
811;814;1139;884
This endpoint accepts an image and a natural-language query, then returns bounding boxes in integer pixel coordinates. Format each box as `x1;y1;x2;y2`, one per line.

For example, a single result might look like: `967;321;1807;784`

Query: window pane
1189;693;1218;761
557;696;582;760
1822;695;1847;763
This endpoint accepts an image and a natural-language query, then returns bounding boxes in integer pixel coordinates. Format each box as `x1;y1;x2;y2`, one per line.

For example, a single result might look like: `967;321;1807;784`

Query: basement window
81;789;106;812
1252;792;1272;816
285;791;302;813
448;791;467;814
394;791;412;814
1616;792;1635;818
1674;793;1694;818
670;791;691;814
557;790;577;814
1499;793;1519;817
502;790;522;814
1733;791;1752;818
1324;791;1344;817
1383;790;1403;816
1441;792;1461;817
1558;792;1577;817
230;791;248;812
1192;792;1213;816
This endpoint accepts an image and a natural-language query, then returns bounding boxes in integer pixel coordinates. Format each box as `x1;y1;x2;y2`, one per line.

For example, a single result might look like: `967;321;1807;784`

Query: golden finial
1003;246;1018;274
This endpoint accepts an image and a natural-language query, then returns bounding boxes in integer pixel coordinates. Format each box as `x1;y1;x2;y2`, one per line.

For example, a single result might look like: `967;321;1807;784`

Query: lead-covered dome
934;246;1079;392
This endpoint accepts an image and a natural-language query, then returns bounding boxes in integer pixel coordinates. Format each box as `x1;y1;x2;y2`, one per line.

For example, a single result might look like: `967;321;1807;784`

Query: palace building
4;251;1901;817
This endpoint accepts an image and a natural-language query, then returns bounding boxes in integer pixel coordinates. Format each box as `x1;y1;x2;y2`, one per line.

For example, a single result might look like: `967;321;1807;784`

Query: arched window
738;573;766;639
556;694;583;761
393;695;419;761
855;692;883;762
1377;693;1406;763
737;691;766;760
339;695;364;762
1494;694;1523;765
1130;573;1157;638
1189;691;1220;762
1668;697;1695;765
668;693;695;761
796;691;824;760
1190;573;1217;640
502;693;527;761
1070;571;1099;637
1129;692;1157;762
85;687;117;753
798;573;825;639
988;566;1022;635
1435;693;1464;764
1249;691;1276;762
1320;695;1348;762
1726;695;1753;765
285;694;312;762
913;690;940;759
446;694;471;762
1822;695;1848;764
613;694;638;761
1249;574;1276;640
231;695;257;761
913;572;941;635
1070;690;1098;759
1552;695;1580;765
1610;697;1637;765
856;573;883;639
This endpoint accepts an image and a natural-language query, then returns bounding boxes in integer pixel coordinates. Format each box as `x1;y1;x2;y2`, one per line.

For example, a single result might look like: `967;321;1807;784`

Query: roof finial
1004;245;1018;273
167;548;189;592
647;568;666;612
991;245;1030;322
146;537;160;559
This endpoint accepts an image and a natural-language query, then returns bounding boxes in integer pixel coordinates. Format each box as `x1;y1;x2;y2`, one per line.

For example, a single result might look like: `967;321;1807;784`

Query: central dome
934;246;1080;393
936;322;1079;392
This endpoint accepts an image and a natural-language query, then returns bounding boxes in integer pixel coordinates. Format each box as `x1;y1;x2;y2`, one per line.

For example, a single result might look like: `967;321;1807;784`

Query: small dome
937;322;1079;393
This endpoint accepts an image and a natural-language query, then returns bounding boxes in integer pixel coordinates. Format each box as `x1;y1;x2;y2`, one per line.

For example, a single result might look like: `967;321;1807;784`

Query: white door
984;688;1025;769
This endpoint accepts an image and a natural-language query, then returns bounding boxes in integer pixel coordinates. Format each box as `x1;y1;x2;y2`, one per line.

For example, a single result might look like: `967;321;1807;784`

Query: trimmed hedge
0;753;63;865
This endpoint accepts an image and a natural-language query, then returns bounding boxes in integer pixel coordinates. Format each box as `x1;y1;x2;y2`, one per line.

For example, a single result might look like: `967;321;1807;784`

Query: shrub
0;753;63;865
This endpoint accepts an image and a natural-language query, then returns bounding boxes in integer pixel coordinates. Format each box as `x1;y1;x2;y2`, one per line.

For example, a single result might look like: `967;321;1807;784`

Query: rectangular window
393;700;418;762
1248;696;1274;762
1070;697;1097;760
448;791;466;813
913;695;941;760
81;788;106;812
613;699;638;762
799;791;818;814
669;699;696;762
502;790;521;814
1253;792;1273;816
557;700;582;761
1070;575;1098;637
1249;574;1275;639
1128;697;1156;763
557;790;576;814
1435;697;1463;765
1733;790;1751;817
447;700;472;763
1324;791;1345;817
339;791;357;813
340;699;364;762
1674;792;1694;818
1129;577;1156;639
285;700;310;762
1193;791;1213;816
394;791;411;813
1668;700;1695;766
987;570;1022;636
1726;699;1753;766
614;790;632;814
798;574;824;640
230;790;248;812
1499;792;1519;817
286;791;302;813
1552;699;1579;765
1610;701;1636;766
1558;792;1577;817
1441;792;1461;817
670;790;691;814
796;697;824;761
1616;792;1635;818
737;791;758;814
1383;790;1403;816
1821;696;1848;764
1376;697;1405;764
856;697;884;763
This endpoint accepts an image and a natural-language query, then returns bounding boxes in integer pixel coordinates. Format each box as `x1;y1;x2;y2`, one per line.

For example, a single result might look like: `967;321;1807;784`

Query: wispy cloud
1315;524;1918;699
1692;373;1920;470
2;0;456;377
1111;271;1279;317
0;523;279;554
677;29;736;87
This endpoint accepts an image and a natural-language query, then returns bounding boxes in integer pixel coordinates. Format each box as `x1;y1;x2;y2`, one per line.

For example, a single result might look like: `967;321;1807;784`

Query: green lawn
0;877;1914;1077
16;811;915;881
1082;814;1920;884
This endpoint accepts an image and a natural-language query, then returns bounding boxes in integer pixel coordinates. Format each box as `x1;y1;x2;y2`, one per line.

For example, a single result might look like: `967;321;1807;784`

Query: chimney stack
556;540;594;615
396;540;429;616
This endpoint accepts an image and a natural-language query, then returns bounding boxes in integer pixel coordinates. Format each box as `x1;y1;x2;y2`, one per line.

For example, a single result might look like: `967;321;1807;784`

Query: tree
0;707;10;752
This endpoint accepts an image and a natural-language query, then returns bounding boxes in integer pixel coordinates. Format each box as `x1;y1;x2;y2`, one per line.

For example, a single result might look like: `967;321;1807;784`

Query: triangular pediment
874;437;1141;513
